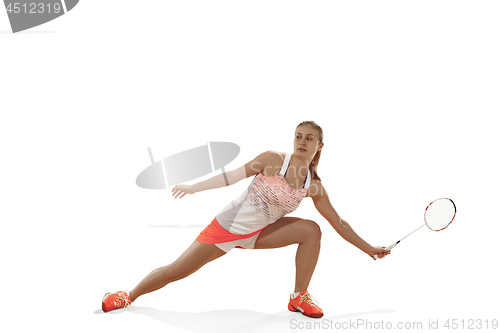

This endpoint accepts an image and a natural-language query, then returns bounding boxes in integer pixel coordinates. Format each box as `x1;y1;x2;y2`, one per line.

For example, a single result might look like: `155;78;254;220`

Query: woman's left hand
370;246;391;259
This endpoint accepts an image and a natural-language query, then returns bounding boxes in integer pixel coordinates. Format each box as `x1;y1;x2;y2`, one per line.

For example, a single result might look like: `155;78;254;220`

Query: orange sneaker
288;291;324;318
102;290;131;312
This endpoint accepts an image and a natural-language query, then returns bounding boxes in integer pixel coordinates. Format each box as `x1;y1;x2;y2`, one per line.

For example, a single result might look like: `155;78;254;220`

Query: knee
299;220;322;242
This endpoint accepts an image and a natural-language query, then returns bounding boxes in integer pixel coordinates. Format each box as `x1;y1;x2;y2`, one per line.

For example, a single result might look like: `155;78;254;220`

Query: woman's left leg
253;216;321;293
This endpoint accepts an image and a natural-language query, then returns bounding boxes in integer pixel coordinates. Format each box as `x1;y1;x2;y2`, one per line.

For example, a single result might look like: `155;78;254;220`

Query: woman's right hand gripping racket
373;198;456;260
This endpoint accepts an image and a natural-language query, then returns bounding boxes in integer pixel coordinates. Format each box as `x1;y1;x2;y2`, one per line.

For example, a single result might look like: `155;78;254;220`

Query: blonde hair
296;120;323;181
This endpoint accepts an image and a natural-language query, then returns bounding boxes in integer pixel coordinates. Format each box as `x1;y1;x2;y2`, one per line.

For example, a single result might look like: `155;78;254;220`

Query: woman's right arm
171;151;276;199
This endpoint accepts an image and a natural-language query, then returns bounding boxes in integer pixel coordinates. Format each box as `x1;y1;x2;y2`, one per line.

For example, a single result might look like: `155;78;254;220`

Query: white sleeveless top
216;153;311;235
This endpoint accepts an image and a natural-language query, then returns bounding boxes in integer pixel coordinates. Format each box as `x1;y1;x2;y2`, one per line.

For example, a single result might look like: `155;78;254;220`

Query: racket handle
372;241;399;260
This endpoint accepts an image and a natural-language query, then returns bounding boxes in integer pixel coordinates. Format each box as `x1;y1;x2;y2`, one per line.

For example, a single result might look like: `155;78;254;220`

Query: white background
1;1;499;332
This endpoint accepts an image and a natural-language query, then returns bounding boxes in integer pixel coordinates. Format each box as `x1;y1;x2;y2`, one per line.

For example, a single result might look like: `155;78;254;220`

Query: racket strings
424;199;456;231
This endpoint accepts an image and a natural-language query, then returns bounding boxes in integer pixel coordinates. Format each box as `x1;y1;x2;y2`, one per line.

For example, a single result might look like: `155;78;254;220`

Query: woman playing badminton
102;120;391;318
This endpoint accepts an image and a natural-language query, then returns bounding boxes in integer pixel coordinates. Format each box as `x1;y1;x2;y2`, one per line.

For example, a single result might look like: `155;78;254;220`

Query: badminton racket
373;198;456;260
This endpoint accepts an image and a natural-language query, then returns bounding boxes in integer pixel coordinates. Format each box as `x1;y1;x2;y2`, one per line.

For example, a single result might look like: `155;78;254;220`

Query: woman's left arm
310;180;390;259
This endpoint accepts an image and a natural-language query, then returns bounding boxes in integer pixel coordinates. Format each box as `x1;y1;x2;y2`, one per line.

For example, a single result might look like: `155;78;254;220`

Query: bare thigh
168;240;227;281
254;216;321;249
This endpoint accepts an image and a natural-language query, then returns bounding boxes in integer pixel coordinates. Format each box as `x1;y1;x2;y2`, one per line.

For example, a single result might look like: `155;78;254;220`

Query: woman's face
294;125;323;160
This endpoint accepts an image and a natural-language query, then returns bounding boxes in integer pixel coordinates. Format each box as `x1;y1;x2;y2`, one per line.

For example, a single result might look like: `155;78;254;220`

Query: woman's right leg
129;241;226;302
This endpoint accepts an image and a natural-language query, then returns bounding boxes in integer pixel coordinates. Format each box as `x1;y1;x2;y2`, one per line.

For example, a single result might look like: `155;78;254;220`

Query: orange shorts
196;217;264;251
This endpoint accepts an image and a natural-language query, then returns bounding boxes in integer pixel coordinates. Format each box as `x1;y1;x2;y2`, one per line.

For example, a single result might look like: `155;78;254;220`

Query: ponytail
310;150;321;181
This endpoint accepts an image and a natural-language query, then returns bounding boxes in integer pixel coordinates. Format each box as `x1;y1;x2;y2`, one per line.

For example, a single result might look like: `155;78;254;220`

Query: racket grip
372;241;399;260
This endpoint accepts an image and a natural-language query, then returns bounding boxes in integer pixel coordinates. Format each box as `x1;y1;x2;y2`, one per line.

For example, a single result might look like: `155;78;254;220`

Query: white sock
291;291;301;299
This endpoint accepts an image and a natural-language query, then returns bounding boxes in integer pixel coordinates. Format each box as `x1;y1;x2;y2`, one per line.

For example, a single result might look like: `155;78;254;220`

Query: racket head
424;198;456;231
